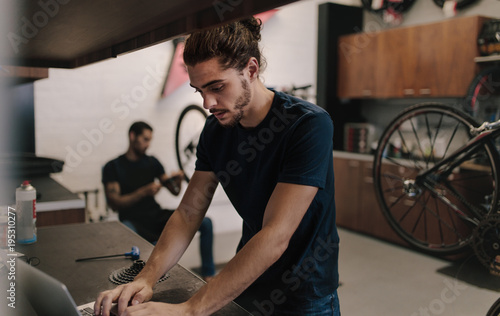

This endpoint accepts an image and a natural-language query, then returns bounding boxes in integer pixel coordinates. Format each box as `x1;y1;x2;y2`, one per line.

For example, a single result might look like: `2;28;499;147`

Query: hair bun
239;17;262;42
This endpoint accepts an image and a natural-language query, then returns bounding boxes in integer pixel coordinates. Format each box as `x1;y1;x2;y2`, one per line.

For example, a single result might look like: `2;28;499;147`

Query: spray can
15;181;37;244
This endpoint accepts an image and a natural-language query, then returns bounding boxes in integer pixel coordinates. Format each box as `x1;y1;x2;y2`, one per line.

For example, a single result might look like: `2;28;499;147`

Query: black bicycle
372;102;500;272
175;105;208;182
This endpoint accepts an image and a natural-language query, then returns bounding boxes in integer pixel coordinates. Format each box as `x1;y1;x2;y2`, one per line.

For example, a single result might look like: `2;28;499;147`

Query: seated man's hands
94;279;154;316
139;182;162;197
163;171;185;196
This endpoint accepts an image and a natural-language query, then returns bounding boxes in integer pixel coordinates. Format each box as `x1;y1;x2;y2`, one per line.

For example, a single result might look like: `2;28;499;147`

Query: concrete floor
179;227;500;316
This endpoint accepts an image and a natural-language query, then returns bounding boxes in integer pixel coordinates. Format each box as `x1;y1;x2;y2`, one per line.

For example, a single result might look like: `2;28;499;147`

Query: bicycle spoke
434;195;445;245
444;201;462;241
373;103;500;254
410;199;427;239
410;116;426;164
416;192;467;242
427;112;444;166
398;129;423;170
442;120;461;159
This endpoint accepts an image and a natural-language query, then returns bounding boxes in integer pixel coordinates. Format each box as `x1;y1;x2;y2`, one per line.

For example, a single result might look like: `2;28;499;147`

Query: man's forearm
135;210;203;287
184;225;289;316
107;189;146;210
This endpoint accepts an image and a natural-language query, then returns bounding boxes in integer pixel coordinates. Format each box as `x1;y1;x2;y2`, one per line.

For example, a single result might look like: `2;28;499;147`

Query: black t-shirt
102;154;168;233
196;90;339;303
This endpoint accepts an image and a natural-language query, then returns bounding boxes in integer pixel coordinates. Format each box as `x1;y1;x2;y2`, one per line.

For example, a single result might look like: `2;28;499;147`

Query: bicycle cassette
472;214;500;276
109;260;170;285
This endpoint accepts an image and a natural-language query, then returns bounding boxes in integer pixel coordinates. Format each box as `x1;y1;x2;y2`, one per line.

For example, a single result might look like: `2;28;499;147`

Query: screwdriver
75;246;140;262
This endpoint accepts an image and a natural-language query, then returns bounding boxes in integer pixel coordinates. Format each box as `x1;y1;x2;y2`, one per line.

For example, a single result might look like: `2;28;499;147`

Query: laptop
17;259;117;316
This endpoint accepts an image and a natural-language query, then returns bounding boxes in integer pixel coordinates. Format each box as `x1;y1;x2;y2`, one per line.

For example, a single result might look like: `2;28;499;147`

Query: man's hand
139;182;162;197
162;171;185;196
94;279;154;316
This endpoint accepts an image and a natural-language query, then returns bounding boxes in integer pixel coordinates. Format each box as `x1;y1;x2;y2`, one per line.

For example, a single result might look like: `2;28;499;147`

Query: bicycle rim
463;66;500;122
373;103;500;254
487;297;500;316
175;105;208;182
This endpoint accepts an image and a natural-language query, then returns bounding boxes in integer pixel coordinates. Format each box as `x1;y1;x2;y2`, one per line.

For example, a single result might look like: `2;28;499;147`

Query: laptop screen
17;259;82;316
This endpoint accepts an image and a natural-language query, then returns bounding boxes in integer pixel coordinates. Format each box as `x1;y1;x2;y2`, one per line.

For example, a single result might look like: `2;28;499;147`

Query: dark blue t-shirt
196;90;339;302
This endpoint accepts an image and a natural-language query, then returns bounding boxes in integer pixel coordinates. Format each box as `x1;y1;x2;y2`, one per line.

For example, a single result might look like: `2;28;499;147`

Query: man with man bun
95;17;340;316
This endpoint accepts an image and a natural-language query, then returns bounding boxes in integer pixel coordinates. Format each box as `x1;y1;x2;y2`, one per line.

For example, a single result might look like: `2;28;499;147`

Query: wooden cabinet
338;15;488;99
334;158;362;230
334;155;406;246
337;32;378;98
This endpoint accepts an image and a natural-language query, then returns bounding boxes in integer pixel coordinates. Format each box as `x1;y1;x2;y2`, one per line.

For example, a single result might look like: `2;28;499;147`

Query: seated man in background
102;121;215;280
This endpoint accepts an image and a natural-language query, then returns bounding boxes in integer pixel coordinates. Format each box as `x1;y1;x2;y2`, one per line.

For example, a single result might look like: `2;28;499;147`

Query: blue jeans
198;217;215;277
240;289;340;316
273;291;340;316
122;216;215;278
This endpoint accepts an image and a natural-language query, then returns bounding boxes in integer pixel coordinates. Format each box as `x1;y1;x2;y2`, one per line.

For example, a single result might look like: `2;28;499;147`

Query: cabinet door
338;15;486;98
404;15;484;97
411;23;442;97
337;33;378;98
359;161;405;245
375;27;415;98
334;157;362;230
435;16;484;96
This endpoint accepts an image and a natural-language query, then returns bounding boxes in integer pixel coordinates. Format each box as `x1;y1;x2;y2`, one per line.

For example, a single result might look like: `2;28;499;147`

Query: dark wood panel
338;32;378;98
436;16;486;96
375;27;410;98
37;208;85;227
358;161;406;246
334;157;362;230
337;15;488;99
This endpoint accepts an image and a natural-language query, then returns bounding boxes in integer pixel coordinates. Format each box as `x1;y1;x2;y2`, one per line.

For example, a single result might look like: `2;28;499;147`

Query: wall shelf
474;55;500;63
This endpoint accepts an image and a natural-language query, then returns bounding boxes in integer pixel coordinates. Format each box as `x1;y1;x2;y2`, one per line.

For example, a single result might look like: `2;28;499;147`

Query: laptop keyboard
79;307;95;316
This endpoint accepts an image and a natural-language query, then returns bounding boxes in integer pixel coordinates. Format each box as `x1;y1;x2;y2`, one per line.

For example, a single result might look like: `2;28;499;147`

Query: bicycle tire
175;105;208;182
373;102;500;255
487;297;500;316
463;66;500;121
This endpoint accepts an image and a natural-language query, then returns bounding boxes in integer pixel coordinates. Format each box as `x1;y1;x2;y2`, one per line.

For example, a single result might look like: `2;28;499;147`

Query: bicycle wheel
175;105;207;182
463;66;500;122
373;103;500;254
487;297;500;316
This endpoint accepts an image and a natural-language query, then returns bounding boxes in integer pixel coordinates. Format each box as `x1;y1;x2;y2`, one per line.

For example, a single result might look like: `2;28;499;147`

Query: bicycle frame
415;119;500;223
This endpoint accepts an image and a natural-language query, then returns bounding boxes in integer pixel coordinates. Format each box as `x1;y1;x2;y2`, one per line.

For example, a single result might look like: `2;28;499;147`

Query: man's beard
132;145;147;157
220;78;251;128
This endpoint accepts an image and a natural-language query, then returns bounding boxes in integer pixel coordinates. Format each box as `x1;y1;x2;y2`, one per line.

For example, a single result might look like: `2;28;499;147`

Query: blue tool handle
124;246;140;260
